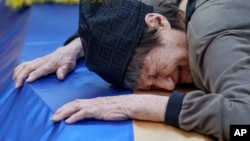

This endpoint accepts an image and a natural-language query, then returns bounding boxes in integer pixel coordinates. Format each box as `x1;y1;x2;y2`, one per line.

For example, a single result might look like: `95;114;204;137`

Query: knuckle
70;100;82;109
17;63;28;70
47;61;56;67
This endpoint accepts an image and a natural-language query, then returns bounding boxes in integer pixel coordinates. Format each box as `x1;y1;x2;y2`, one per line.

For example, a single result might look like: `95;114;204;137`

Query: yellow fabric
5;0;79;9
133;120;213;141
133;87;213;141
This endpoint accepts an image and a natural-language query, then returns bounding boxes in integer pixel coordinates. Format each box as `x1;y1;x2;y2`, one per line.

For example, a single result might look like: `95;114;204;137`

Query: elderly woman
13;0;250;140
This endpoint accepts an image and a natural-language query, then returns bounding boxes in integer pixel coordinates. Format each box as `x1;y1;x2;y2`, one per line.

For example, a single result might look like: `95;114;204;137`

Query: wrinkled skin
51;94;168;123
13;38;83;88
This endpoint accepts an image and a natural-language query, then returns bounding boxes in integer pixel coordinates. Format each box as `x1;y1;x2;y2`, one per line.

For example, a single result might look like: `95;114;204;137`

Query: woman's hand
51;94;168;124
13;37;83;88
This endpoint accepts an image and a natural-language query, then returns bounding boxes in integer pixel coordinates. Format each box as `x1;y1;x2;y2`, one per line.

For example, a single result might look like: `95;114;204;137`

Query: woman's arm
51;94;169;124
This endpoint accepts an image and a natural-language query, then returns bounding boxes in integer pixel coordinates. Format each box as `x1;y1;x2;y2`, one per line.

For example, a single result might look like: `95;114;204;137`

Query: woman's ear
145;13;171;30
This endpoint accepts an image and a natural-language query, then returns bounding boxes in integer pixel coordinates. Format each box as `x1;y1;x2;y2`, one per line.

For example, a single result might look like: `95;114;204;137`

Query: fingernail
15;83;19;89
58;74;65;80
51;115;56;121
60;73;65;79
65;119;72;124
26;77;31;82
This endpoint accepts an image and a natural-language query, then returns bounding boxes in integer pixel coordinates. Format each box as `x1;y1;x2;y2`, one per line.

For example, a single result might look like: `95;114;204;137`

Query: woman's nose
154;76;175;91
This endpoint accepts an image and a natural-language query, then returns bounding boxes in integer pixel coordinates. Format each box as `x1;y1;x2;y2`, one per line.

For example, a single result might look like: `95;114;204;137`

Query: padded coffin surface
0;3;133;141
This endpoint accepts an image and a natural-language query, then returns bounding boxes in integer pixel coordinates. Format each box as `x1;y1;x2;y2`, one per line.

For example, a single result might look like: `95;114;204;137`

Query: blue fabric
0;3;133;141
0;1;30;94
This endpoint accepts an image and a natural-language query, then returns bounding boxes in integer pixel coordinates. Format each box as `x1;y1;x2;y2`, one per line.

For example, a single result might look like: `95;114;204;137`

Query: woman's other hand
51;94;168;124
13;37;83;88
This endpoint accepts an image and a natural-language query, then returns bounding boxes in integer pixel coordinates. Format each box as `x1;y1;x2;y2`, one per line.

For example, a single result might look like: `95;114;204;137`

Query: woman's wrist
63;37;84;59
123;94;169;122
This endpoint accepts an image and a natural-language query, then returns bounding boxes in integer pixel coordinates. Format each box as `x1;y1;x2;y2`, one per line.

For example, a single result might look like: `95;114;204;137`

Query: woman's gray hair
123;2;185;89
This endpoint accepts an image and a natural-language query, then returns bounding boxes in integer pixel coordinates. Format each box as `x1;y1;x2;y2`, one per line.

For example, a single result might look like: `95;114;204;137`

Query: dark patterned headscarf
78;0;153;88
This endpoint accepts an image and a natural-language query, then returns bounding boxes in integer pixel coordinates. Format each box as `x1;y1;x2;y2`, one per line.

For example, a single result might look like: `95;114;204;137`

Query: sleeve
165;69;250;141
63;31;79;45
165;34;250;141
164;91;185;127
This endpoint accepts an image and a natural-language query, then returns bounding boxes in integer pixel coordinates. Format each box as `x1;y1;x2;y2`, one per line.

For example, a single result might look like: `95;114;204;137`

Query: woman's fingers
13;61;37;88
51;99;99;123
51;100;82;122
65;110;91;124
26;65;56;82
13;57;57;88
51;96;132;124
56;64;74;80
13;48;78;88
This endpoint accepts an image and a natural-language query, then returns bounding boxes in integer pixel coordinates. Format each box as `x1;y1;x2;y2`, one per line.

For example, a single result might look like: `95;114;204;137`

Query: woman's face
136;20;193;91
